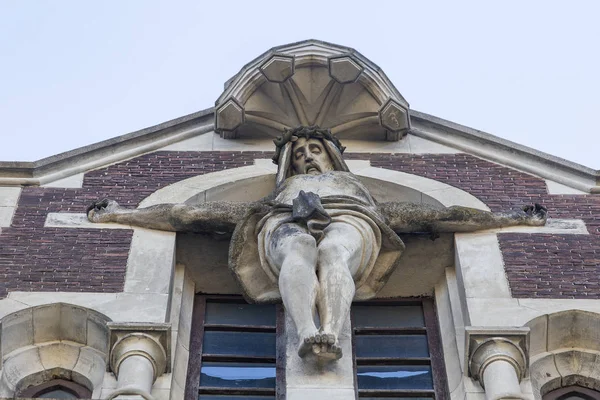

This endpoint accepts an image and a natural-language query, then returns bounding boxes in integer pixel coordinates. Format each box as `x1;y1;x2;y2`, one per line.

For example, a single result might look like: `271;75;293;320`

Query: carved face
291;138;334;175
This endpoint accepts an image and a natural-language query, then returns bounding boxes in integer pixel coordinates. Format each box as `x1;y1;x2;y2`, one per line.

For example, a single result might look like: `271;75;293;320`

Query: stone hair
271;126;346;164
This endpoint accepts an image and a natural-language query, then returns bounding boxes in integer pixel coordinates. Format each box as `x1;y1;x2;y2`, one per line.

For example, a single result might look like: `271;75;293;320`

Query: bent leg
267;224;320;357
315;223;365;359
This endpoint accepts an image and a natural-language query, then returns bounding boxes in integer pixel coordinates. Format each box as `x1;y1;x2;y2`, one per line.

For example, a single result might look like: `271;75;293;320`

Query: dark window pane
38;389;78;398
199;396;275;400
355;335;429;358
203;331;276;357
205;302;276;326
200;362;276;388
352;305;424;328
559;394;597;400
357;365;433;390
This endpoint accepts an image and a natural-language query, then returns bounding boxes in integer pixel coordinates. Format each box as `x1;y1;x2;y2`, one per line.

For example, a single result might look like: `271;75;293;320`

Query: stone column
466;327;529;400
106;323;171;400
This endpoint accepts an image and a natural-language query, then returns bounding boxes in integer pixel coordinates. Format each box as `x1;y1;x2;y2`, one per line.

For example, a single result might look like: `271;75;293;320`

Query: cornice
0;108;598;192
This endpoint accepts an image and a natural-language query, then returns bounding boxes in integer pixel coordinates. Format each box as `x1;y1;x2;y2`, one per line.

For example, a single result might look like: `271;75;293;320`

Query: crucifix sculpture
88;126;546;361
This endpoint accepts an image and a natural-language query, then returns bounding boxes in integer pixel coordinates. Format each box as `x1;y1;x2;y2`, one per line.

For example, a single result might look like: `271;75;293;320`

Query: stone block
525;315;548;357
379;99;410;133
563;350;600;387
123;229;176;294
169;379;185;400
328;55;363;83
150;388;171;400
259;54;295;83
285;313;354;389
0;187;21;207
171;341;189;389
547;310;600;352
0;206;15;227
177;275;195;352
109;294;170;323
455;233;511;299
1;346;43;392
1;308;34;357
0;298;28;320
87;309;110;355
215;98;244;132
73;346;106;388
287;388;357;399
32;303;61;344
42;173;84;188
38;342;80;370
60;303;88;344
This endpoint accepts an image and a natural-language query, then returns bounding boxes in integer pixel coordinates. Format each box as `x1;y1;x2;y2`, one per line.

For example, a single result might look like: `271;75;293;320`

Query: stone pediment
214;39;411;141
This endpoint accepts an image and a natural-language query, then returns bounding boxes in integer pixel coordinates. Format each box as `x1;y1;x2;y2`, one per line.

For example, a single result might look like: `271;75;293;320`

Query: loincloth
257;208;382;290
229;200;406;303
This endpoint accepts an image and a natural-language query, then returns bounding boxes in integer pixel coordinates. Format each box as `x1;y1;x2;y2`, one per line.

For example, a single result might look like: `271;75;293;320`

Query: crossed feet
298;330;342;360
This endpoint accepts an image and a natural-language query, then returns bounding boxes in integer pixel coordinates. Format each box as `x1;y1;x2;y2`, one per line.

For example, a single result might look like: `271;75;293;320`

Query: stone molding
466;327;530;385
0;303;111;398
214;40;410;140
107;322;171;380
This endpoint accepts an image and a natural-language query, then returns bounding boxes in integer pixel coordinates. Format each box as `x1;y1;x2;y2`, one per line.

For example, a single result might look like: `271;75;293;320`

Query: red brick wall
1;151;598;299
0;152;266;297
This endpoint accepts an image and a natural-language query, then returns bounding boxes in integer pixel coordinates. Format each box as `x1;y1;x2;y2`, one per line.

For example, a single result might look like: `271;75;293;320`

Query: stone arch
135;160;489;299
138;159;489;210
0;303;111;399
526;310;600;399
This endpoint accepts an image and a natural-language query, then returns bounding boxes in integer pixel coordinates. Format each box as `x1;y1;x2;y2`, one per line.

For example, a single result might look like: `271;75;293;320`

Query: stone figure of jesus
88;126;547;361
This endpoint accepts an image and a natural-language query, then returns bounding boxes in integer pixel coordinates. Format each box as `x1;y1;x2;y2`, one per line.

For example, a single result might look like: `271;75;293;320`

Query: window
352;299;448;399
186;296;447;399
17;379;92;399
185;296;284;399
544;386;600;400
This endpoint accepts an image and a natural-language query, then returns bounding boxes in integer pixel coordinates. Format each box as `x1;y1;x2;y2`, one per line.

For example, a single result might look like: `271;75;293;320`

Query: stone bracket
108;322;171;377
465;326;530;382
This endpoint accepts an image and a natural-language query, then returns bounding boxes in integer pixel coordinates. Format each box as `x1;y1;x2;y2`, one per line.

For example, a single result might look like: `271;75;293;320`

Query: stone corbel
465;327;530;400
106;322;171;400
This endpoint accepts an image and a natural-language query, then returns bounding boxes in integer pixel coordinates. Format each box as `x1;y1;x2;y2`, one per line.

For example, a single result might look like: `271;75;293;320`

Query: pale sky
1;1;599;168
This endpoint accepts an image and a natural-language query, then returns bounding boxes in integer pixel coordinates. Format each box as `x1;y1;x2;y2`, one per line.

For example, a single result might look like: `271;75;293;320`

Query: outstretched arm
379;202;547;233
87;199;259;233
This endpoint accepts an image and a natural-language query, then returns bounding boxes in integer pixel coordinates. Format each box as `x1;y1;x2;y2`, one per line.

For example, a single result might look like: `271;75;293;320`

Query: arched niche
138;161;488;298
526;310;600;398
0;303;111;399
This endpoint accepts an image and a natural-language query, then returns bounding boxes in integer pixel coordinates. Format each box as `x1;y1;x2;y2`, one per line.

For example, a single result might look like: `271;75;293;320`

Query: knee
280;234;317;269
318;241;348;265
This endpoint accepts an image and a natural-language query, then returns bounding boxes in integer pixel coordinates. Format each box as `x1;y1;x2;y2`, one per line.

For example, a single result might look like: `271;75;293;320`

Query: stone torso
273;171;377;207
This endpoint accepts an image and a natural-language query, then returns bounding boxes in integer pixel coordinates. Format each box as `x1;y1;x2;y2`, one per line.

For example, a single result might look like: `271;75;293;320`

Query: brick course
1;150;598;299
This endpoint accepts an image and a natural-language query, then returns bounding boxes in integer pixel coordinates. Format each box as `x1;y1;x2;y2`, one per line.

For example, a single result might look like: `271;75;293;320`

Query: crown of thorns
272;126;346;164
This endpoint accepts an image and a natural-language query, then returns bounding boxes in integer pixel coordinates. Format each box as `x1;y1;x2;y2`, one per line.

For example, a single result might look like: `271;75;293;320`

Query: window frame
185;295;286;400
351;298;449;399
17;378;92;398
544;386;600;400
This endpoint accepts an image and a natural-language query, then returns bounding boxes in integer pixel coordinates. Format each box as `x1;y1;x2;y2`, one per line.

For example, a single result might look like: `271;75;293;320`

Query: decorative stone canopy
215;39;410;141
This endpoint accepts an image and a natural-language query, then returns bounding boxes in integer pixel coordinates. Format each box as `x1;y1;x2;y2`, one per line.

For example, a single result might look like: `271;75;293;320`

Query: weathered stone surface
328;55;362;83
379;98;410;133
259;54;295;83
215;98;244;132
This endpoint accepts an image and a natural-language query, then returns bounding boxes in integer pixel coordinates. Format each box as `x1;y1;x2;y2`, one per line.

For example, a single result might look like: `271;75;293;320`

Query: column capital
108;322;171;381
465;326;530;387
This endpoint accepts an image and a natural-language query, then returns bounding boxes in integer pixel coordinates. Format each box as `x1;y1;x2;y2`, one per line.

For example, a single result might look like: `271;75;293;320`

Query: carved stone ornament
106;322;170;400
88;43;549;363
214;40;411;140
466;327;530;399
